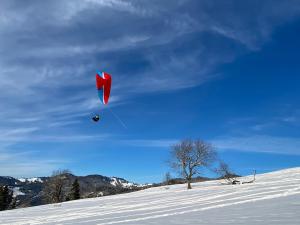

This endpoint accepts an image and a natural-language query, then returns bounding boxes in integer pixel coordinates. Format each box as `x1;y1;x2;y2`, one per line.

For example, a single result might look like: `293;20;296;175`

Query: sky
0;0;300;183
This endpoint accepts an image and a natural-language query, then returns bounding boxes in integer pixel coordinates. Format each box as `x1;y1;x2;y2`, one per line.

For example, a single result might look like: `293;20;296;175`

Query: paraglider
91;71;126;128
96;71;112;105
92;71;112;122
92;114;100;122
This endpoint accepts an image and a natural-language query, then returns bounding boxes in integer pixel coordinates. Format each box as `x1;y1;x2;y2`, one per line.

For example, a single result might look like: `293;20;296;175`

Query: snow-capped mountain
0;173;143;208
17;177;44;183
110;177;137;188
110;177;153;189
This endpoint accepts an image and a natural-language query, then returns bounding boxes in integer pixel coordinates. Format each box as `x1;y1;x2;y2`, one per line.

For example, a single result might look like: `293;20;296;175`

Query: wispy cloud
0;127;40;142
0;157;69;178
0;144;70;177
31;134;109;143
120;139;177;148
0;127;109;144
213;135;300;155
1;0;299;137
225;108;300;134
0;1;300;177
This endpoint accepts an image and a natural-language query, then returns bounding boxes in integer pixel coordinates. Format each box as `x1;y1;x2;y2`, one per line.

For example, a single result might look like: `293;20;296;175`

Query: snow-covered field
1;168;300;225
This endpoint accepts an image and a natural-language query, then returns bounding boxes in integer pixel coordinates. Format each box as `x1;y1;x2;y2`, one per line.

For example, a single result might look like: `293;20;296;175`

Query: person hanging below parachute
92;114;100;122
92;71;112;122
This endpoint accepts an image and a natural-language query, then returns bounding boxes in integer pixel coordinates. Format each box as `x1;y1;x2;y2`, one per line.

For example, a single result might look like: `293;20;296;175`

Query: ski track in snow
1;168;300;225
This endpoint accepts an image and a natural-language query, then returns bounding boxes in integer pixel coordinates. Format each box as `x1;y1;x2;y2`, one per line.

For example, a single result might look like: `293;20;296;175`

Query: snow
1;167;300;225
110;177;119;186
110;177;136;188
18;177;43;183
137;183;153;188
17;178;26;182
12;187;25;197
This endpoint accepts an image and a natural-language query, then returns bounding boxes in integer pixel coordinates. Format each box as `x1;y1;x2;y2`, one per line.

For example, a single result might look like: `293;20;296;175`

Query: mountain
1;167;299;224
0;173;145;208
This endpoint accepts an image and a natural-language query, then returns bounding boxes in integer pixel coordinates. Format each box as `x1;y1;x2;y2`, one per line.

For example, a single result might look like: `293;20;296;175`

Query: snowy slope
1;168;300;225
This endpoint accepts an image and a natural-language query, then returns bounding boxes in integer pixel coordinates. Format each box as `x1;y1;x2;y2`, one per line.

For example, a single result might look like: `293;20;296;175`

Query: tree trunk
187;178;192;189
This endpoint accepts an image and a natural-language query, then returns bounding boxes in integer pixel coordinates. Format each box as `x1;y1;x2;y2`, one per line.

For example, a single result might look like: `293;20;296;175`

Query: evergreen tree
0;186;13;211
10;198;17;209
0;186;4;210
71;179;80;200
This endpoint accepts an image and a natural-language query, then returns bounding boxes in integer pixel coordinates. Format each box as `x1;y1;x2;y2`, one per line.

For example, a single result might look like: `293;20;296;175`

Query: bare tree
216;162;256;185
215;161;240;184
43;169;71;203
164;172;172;185
170;139;217;189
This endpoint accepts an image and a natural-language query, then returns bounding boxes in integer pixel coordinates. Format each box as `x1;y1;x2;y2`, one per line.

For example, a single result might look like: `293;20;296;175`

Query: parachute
96;71;112;105
92;71;112;122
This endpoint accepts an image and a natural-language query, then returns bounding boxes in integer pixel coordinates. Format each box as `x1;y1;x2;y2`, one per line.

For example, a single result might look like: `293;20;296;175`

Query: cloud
0;127;40;143
0;127;109;144
0;144;69;177
31;134;109;143
0;0;300;155
282;117;298;123
0;157;69;177
120;139;178;148
212;135;300;155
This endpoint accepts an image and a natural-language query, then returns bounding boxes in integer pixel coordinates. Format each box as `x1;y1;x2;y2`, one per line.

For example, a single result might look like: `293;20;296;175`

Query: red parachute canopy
96;72;112;105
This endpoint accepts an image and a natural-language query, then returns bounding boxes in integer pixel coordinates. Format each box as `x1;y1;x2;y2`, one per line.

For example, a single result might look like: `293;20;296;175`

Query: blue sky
0;0;300;183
